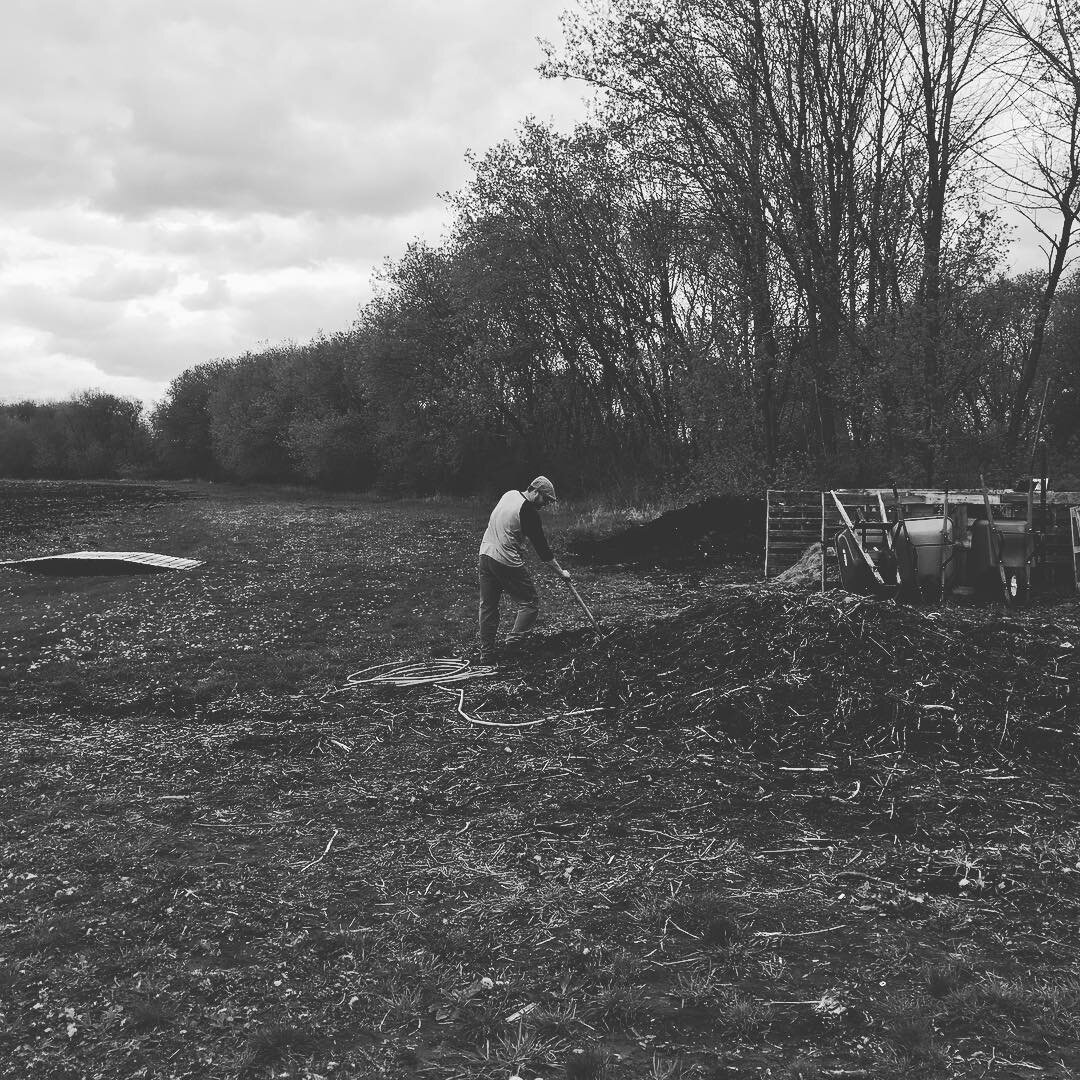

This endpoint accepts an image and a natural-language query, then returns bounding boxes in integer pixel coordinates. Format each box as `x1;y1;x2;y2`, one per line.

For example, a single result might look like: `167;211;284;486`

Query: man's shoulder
519;499;543;528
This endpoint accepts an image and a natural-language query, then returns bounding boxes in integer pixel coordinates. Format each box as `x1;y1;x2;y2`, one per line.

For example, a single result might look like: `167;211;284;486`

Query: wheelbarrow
830;492;899;598
889;488;959;604
968;479;1032;603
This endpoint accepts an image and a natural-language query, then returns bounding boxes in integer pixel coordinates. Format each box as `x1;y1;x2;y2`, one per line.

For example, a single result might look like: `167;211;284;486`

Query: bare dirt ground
1;480;1078;1080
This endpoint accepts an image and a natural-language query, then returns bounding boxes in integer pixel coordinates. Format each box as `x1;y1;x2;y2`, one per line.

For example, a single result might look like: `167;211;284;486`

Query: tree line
3;0;1080;495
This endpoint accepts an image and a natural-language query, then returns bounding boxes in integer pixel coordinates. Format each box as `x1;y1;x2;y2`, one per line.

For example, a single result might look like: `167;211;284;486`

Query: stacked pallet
764;490;824;577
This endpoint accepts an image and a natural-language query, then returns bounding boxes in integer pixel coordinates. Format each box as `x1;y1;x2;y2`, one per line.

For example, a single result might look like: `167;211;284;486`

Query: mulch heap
523;584;1079;764
569;495;765;566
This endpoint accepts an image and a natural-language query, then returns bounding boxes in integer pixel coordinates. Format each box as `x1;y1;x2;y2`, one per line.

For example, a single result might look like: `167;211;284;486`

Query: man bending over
478;475;570;664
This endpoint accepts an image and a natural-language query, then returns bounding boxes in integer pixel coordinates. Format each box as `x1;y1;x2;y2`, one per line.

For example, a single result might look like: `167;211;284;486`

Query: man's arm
520;501;571;578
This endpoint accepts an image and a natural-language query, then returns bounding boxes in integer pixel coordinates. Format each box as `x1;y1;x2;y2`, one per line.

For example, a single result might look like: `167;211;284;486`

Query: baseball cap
528;475;557;503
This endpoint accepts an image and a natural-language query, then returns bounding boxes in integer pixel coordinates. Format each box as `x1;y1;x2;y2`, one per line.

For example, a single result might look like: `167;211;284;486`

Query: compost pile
569;495;765;566
543;586;1079;762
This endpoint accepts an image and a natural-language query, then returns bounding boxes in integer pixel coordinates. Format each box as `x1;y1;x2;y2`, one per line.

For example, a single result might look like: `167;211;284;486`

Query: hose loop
345;658;495;688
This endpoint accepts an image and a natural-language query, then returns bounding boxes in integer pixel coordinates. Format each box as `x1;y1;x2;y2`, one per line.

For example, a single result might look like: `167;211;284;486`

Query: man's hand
549;559;571;580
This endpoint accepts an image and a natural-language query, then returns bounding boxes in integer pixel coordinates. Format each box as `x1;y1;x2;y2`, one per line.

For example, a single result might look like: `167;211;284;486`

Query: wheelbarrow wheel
1006;568;1030;605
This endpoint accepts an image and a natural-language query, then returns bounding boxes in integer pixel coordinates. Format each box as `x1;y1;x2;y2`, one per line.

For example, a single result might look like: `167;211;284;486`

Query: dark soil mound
530;585;1080;763
569;495;765;567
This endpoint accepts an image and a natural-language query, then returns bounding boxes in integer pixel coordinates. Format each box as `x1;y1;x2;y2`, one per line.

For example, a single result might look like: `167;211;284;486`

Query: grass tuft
673;964;728;1007
924;957;971;998
5;917;83;958
587;978;651;1027
123;992;179;1032
670;888;745;946
886;1012;937;1058
240;1023;318;1067
647;1051;689;1079
564;1043;612;1080
717;988;772;1035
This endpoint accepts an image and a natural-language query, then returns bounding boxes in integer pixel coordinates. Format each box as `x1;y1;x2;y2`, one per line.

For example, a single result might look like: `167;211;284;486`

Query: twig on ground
300;828;339;872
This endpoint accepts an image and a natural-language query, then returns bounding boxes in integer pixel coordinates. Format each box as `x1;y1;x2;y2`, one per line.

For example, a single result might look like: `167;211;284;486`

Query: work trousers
478;554;538;654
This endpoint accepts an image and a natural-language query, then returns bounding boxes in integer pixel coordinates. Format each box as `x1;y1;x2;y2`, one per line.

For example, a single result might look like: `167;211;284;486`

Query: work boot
501;636;529;664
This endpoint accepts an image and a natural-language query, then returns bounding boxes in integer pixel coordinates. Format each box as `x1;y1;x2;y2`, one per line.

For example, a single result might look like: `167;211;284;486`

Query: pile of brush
548;585;1079;762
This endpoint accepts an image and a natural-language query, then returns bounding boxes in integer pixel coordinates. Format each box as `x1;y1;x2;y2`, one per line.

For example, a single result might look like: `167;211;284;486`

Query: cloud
0;340;170;409
1;0;586;222
145;208;451;273
74;261;179;303
225;266;374;345
0;0;590;406
180;276;231;312
0;284;124;343
0;260;374;403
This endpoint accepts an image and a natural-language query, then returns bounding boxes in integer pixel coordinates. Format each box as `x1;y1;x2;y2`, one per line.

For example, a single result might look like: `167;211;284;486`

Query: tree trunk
1004;215;1076;465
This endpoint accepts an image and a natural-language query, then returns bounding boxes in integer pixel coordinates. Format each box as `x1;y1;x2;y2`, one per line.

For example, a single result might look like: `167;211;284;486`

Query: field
1;481;1079;1080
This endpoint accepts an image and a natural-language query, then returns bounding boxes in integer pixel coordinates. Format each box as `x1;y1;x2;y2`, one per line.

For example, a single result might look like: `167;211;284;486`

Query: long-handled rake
564;576;602;632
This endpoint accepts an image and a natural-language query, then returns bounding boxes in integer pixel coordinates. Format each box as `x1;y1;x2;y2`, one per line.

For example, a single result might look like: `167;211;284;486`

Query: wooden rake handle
565;577;599;630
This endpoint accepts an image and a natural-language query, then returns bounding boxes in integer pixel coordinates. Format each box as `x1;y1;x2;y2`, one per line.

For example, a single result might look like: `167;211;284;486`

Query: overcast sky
0;0;591;407
2;2;1053;412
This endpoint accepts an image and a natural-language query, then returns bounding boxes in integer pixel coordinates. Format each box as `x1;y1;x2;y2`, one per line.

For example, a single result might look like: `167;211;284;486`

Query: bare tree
997;0;1080;462
544;0;919;472
892;0;1013;480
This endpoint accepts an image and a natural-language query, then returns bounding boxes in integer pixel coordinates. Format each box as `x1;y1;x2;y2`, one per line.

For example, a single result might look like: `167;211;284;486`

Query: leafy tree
284;332;378;489
0;393;150;478
353;242;496;491
207;350;297;483
1043;271;1080;478
446;119;717;487
63;391;150;478
287;414;378;489
151;360;236;479
0;414;36;478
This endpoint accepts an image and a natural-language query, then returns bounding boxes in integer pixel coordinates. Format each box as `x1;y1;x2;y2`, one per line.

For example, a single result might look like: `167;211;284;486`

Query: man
478;475;571;664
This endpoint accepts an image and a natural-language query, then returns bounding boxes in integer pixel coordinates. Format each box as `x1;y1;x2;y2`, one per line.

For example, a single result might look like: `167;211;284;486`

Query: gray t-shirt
479;490;553;566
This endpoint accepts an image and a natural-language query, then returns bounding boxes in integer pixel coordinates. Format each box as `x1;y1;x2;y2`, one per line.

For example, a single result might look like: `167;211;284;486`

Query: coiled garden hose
345;658;496;688
327;658;546;728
